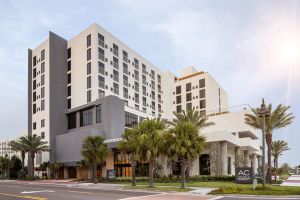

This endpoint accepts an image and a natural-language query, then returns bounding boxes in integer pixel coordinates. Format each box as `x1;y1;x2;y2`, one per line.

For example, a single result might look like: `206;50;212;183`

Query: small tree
49;162;63;179
81;136;108;184
272;140;289;180
8;140;27;179
39;161;50;179
9;155;22;179
0;156;11;179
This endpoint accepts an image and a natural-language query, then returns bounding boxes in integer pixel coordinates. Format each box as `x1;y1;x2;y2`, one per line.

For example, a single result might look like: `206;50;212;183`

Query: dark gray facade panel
49;32;68;163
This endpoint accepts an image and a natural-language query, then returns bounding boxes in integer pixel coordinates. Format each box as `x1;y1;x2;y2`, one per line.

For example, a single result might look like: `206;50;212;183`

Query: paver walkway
281;175;300;186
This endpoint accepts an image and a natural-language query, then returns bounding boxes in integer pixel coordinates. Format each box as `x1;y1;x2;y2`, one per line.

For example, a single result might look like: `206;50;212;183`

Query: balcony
113;49;119;57
113;88;119;95
135;99;139;104
113;75;119;82
113;61;119;69
98;81;105;89
135;86;139;92
123;93;128;99
151;85;155;90
98;39;104;48
158;89;163;94
123;56;129;63
123;69;129;75
98;53;105;62
123;80;129;87
135;75;139;81
143;90;146;96
98;67;104;75
142;69;147;74
142;79;147;85
99;92;105;99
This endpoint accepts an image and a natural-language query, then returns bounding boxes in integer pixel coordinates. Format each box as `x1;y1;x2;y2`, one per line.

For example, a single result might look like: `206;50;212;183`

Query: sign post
106;169;116;181
235;167;253;184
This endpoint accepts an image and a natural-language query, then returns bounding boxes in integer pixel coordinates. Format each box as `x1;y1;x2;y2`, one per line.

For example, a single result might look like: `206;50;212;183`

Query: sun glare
281;40;300;65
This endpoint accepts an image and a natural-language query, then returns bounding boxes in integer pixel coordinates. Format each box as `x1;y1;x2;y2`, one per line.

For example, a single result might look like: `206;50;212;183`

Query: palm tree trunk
181;159;187;189
21;152;25;179
266;133;272;183
131;161;136;186
31;153;35;179
93;161;97;184
149;161;154;188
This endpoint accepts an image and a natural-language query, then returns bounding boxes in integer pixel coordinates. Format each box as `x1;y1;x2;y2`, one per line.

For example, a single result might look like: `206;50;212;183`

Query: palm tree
272;140;289;175
166;121;205;189
19;134;49;178
138;118;166;188
245;103;294;182
81;136;108;184
8;140;27;178
118;127;146;186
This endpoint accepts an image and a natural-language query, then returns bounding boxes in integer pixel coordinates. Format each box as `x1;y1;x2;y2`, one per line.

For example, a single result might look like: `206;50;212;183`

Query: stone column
252;154;257;174
257;155;261;174
234;147;240;166
244;150;249;167
191;156;200;176
220;141;228;175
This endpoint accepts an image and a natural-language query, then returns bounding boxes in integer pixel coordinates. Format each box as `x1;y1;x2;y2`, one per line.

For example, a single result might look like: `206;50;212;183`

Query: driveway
281;175;300;187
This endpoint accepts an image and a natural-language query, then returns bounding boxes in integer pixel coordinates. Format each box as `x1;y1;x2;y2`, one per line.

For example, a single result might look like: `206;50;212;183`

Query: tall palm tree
19;134;49;178
138;118;166;188
81;136;108;184
272;140;289;172
118;128;146;186
166;121;205;189
170;108;214;128
8;140;27;178
245;103;294;182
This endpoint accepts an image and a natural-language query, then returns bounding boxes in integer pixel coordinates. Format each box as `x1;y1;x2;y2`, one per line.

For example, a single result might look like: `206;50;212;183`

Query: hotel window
123;63;129;75
67;48;71;59
113;57;119;69
41;119;45;128
134;81;139;92
113;83;119;95
176;86;181;94
41;132;45;139
113;44;119;56
186;93;192;102
134;70;139;81
68;112;76;129
151;70;155;80
41;49;45;61
98;62;104;75
123;50;128;62
33;56;37;66
96;105;102;123
151;80;155;90
199;89;205;99
123;75;129;87
67;73;71;84
186;103;192;111
33;68;36;78
186;83;192;92
41;75;45;86
33;122;36;130
200;99;206;109
33;92;36;102
199;79;205;88
142;97;146;107
98;47;105;61
142;86;146;96
87;90;91;103
41;62;45;73
87;62;91;75
113;69;119;82
157;74;161;84
152;101;155;110
176;95;181;104
123;87;128;99
33;80;36;90
41;99;45;111
80;108;93;127
125;112;138;128
98;33;104;47
67;99;71;109
151;90;155;100
176;105;182;113
98;75;105;89
98;90;105;99
87;34;91;47
87;48;91;61
142;64;146;74
41;87;45;98
134;58;139;70
87;76;91;89
135;93;139;104
67;86;71;97
33;103;36;114
67;60;71;71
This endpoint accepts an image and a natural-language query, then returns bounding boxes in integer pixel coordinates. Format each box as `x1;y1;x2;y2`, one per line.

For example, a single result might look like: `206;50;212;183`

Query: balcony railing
113;75;119;82
143;79;147;85
135;86;139;92
98;53;105;62
142;69;147;74
123;80;129;87
98;81;105;89
123;69;129;75
98;39;104;48
123;56;129;63
113;49;119;57
113;62;119;69
135;75;139;81
99;67;105;75
113;88;119;95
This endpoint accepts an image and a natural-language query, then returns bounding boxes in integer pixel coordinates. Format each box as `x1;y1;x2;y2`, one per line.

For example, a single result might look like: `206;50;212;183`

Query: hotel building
28;23;261;178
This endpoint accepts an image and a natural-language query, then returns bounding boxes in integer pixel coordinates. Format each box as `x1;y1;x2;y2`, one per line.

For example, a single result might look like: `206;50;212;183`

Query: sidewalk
281;175;300;187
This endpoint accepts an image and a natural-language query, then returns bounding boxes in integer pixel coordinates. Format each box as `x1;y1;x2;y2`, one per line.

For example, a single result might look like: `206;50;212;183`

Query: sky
0;0;299;166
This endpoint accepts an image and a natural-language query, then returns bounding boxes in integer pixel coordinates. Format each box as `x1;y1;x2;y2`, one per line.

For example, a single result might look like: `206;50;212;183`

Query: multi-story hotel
0;139;17;159
28;23;261;178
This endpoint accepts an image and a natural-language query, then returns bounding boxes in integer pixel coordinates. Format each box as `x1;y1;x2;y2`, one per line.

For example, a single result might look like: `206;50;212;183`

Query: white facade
0;139;18;158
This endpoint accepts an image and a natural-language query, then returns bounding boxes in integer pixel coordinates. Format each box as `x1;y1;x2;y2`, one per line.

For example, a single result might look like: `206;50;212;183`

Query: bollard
252;178;257;190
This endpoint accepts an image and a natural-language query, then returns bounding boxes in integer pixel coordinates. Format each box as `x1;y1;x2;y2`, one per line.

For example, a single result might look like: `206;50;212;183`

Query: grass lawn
123;181;300;195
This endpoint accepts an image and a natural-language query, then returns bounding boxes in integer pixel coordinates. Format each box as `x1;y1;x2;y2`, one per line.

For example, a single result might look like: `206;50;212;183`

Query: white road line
21;190;55;194
209;196;224;200
119;193;166;200
224;196;300;199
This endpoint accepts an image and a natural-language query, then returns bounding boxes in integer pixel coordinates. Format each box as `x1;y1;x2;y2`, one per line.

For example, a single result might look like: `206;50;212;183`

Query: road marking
119;193;166;200
0;192;47;200
209;197;224;200
21;190;55;194
224;196;300;199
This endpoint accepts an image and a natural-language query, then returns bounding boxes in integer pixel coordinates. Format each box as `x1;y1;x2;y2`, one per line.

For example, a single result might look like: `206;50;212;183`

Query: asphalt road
217;196;300;200
0;181;159;200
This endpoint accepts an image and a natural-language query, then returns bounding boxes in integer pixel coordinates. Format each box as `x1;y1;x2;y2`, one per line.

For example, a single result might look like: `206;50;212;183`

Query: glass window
33;56;37;66
68;112;76;129
176;86;181;94
186;102;192;111
98;75;105;88
199;89;205;99
41;62;45;73
68;73;71;84
87;62;91;75
41;75;45;86
87;48;91;61
67;60;71;71
200;99;206;109
87;76;91;89
41;99;45;111
176;95;181;104
41;132;45;139
176;105;182;113
41;119;45;127
186;93;192;102
33;122;36;130
87;90;91;103
98;89;105;99
80;108;93;126
96;105;102;123
98;62;104;75
87;34;91;47
33;80;36;90
67;99;71;109
199;79;205;88
67;48;71;59
41;50;45;61
33;91;36;102
186;83;192;92
41;87;45;98
33;68;36;78
33;103;36;114
67;86;71;97
125;112;138;128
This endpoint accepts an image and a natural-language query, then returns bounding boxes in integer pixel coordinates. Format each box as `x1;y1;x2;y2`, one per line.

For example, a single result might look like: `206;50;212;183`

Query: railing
98;67;104;75
142;69;147;74
123;80;129;87
135;86;139;92
113;49;119;57
113;88;119;95
98;53;105;62
123;56;129;62
123;69;129;75
113;75;119;82
98;39;104;48
113;61;119;69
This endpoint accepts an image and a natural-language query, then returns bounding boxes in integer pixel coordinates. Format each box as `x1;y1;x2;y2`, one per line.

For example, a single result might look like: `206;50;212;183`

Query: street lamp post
257;98;269;188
